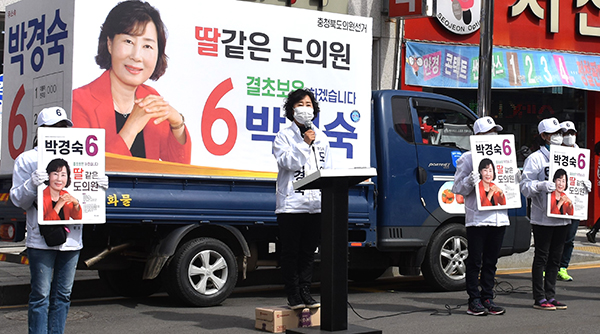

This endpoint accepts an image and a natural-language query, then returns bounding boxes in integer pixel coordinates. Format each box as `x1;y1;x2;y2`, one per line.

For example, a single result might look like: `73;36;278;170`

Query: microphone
304;120;315;145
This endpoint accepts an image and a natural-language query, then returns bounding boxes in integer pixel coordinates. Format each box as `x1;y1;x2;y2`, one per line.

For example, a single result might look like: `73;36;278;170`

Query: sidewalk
2;228;600;306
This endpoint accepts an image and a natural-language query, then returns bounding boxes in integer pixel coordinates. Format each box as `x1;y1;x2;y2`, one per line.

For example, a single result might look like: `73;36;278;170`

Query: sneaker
587;230;597;243
287;294;306;310
548;299;567;310
482;299;505;315
533;299;556;311
467;298;489;316
557;268;573;281
300;286;320;308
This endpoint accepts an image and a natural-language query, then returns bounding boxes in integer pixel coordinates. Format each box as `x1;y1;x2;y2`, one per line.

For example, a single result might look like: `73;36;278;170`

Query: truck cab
348;90;531;290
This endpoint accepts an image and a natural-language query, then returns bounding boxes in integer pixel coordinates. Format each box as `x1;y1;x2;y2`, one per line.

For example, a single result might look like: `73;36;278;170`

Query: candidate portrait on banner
547;145;590;220
37;127;106;225
471;134;521;211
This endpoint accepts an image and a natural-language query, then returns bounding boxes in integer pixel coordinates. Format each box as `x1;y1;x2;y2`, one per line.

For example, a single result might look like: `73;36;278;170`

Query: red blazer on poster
42;187;82;221
72;70;191;164
550;191;574;216
478;181;506;206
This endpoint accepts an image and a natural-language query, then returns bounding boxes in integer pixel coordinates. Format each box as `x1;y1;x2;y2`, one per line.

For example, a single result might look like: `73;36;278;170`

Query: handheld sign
547;146;590;220
37;127;106;225
470;134;521;211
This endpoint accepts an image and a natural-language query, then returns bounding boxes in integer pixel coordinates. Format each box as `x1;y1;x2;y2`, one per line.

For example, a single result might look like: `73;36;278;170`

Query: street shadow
141;310;255;331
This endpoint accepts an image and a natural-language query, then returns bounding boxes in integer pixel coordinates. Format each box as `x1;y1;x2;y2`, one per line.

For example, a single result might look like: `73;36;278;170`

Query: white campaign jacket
10;148;83;250
452;151;510;227
273;122;332;214
520;146;571;227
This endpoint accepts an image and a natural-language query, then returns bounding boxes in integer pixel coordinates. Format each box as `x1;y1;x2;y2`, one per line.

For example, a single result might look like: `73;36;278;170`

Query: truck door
411;97;475;222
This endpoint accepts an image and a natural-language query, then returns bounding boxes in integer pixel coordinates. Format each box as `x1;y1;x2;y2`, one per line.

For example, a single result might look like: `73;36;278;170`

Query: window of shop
424;87;587;166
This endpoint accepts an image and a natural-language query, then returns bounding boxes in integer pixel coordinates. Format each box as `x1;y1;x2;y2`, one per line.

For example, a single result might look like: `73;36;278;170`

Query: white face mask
293;106;314;125
563;134;576;146
549;133;563;146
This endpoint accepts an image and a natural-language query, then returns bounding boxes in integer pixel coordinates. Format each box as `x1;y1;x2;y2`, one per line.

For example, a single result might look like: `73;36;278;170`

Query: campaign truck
0;0;530;306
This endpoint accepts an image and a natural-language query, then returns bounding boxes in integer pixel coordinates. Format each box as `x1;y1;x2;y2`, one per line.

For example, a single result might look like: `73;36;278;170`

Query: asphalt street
1;228;600;333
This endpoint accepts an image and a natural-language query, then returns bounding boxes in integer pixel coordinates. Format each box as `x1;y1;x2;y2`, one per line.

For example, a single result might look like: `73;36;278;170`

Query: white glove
468;171;480;186
536;181;556;193
97;175;109;190
584;179;592;193
515;170;522;184
31;170;48;187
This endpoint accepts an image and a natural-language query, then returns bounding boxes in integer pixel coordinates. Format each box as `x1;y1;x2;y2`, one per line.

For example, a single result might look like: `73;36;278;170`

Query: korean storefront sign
405;41;600;91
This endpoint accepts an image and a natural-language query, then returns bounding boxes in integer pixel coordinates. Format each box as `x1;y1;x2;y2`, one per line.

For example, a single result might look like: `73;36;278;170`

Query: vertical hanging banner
470;134;521;211
37;127;106;225
547;146;590;220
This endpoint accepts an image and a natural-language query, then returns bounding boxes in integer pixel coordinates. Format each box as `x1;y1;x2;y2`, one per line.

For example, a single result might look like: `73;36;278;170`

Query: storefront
398;0;600;223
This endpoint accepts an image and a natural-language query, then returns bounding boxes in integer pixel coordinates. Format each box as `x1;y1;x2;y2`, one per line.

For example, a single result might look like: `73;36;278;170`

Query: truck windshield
415;99;474;151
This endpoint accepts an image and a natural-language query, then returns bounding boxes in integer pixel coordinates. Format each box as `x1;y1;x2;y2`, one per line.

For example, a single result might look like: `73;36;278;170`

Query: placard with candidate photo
471;134;521;211
547;145;590;220
37;127;106;225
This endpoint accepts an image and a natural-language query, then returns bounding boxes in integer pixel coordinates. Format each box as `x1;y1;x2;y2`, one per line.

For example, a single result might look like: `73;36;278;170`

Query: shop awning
405;41;600;91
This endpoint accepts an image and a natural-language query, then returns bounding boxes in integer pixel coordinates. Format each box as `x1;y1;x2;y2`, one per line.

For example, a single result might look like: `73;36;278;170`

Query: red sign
389;0;432;19
404;0;600;54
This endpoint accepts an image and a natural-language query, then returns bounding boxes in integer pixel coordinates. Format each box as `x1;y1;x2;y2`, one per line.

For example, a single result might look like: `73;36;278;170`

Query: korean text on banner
37;127;106;225
547;145;590;220
470;134;521;211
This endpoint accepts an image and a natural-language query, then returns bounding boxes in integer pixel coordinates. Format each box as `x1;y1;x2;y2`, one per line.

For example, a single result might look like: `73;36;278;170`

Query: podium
287;168;381;334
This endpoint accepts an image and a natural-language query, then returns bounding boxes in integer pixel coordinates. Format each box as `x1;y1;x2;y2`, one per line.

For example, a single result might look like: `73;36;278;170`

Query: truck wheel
421;223;467;291
98;265;162;298
348;268;387;282
166;237;238;306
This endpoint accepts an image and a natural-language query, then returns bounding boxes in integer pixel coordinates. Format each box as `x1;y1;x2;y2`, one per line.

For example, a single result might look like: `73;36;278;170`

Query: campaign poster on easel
37;127;106;225
547;146;590;220
471;134;521;211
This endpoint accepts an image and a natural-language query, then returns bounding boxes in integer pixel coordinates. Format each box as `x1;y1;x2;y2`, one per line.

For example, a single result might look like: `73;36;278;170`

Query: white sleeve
452;153;474;196
273;131;310;171
10;154;37;210
520;155;542;198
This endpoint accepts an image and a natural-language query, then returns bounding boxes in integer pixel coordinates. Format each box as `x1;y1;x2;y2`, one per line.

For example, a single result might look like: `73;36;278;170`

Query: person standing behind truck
10;107;109;334
520;118;591;311
72;0;191;163
273;89;332;310
586;141;600;243
452;116;510;316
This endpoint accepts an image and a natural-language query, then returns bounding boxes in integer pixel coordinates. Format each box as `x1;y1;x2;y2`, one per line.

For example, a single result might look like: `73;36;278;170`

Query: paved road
2;228;600;333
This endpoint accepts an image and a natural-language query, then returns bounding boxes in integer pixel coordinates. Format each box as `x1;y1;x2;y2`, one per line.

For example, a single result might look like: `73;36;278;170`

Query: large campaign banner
405;41;600;92
0;0;373;178
37;127;106;225
1;0;75;175
547;146;590;220
470;134;521;211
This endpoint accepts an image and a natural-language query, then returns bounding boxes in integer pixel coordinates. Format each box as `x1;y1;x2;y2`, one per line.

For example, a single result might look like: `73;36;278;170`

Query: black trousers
532;224;569;302
278;213;321;296
465;226;506;301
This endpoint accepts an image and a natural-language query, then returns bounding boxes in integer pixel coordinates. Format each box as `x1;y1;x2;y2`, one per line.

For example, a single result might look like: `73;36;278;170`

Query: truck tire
421;223;467;291
98;264;162;298
348;268;387;282
166;237;238;306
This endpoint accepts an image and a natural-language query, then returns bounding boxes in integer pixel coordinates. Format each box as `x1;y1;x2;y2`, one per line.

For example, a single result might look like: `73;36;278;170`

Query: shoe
548;299;567;310
467;298;489;316
557;268;573;281
287;294;306;310
533;299;556;310
482;299;505;315
587;230;597;243
300;286;320;308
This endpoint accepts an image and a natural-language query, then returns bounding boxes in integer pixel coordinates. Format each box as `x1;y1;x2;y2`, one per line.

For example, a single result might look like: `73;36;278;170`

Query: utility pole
477;0;494;117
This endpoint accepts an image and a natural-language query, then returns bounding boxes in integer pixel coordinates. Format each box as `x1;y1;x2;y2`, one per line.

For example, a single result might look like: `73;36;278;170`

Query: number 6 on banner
201;78;237;156
8;84;27;159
